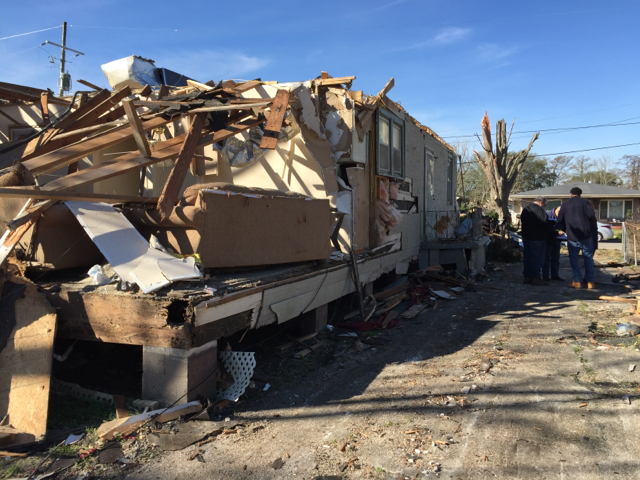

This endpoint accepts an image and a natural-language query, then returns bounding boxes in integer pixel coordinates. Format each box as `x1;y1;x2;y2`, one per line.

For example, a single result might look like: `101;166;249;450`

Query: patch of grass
384;421;394;427
47;393;116;431
376;467;384;473
1;465;23;480
578;301;589;314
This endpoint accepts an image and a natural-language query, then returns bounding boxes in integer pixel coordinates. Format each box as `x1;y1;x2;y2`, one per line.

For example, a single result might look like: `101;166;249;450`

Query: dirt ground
5;248;640;480
122;250;640;479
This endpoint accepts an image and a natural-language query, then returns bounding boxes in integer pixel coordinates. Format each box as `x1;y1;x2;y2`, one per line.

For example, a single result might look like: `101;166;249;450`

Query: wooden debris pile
0;79;287;265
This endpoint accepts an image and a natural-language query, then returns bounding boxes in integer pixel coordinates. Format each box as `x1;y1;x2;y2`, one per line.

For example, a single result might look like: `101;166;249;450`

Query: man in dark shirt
557;187;596;289
521;196;549;286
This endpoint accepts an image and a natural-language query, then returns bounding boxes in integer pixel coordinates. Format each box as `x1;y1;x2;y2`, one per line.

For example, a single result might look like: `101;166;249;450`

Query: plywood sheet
0;276;56;445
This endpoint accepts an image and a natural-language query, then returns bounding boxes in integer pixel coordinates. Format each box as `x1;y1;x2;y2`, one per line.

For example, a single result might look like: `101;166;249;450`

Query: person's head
570;187;582;197
554;206;561;216
533;196;547;207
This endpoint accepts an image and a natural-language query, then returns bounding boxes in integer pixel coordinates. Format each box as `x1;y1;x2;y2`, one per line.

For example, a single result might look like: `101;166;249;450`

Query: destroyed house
0;59;486;443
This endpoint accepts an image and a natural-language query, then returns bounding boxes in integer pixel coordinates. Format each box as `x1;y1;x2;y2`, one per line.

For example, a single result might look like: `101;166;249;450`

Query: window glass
599;200;608;220
380;118;389;145
609;200;623;219
393;124;401;150
625;200;633;218
426;151;435;197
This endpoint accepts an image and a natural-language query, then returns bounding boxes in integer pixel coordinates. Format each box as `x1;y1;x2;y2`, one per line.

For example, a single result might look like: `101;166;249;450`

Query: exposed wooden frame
122;98;151;157
157;112;207;219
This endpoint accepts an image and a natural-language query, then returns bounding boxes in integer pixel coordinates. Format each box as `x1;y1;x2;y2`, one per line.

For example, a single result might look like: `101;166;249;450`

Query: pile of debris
335;265;476;332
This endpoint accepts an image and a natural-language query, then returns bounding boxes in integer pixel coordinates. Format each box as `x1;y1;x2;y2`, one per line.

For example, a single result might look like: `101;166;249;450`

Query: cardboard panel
198;191;331;268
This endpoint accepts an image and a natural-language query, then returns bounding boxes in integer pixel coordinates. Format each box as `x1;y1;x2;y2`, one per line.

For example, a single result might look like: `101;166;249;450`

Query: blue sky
2;0;639;161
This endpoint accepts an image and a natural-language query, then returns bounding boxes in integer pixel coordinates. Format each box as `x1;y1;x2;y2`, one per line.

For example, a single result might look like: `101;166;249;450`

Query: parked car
597;222;614;241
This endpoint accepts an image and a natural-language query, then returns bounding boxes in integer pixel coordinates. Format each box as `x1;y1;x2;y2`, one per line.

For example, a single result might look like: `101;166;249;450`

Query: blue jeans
567;237;595;283
523;239;547;278
542;240;561;279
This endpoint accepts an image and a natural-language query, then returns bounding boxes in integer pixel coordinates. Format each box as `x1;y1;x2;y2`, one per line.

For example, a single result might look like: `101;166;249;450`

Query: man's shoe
523;277;532;284
551;276;564;281
569;281;582;289
586;282;596;289
531;278;549;286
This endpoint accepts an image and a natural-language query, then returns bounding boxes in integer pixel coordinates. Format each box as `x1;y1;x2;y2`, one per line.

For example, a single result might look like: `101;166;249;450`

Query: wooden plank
42;117;264;193
188;102;271;114
40;92;50;124
157;113;207;220
259;89;290;149
22;116;171;176
0;277;57;446
65;86;132;132
122;98;151;157
0;187;157;204
77;79;102;91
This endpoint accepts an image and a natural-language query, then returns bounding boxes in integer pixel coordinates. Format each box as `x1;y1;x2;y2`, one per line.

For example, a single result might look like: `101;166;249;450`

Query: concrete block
299;303;329;335
142;340;217;406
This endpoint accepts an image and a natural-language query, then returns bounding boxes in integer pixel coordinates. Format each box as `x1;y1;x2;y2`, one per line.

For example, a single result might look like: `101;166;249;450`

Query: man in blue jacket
557;187;596;289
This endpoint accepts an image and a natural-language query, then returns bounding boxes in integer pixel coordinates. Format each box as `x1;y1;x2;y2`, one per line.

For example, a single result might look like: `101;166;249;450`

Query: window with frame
377;109;404;178
447;154;456;204
599;199;633;220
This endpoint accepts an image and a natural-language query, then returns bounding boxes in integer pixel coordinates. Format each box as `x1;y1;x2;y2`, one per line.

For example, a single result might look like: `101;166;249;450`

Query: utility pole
59;21;67;96
42;23;84;97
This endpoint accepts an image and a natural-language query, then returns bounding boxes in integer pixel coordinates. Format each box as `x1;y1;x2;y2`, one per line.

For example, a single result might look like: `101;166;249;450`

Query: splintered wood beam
40;92;50;125
21;116;171;176
188;101;271;113
41;117;264;194
66;86;132;132
312;76;355;87
233;79;262;94
186;79;214;91
122;98;151;157
259;89;290;149
77;79;103;91
321;71;331;79
156;112;207;219
378;77;395;98
0;187;157;204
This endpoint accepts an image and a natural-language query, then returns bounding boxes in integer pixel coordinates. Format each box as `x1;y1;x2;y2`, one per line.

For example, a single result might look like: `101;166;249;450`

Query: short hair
570;187;582;196
534;196;547;206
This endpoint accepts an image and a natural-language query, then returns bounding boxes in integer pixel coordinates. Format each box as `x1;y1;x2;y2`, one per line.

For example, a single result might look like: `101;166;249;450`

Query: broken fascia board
65;201;201;293
194;291;263;327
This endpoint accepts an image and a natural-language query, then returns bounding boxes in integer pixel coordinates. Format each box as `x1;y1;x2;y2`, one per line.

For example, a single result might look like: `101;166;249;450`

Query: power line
460;141;640;164
0;25;62;41
443;118;640;140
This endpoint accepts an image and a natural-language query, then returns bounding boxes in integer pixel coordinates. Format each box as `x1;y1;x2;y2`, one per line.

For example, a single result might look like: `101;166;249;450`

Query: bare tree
473;112;539;233
547;155;573;185
621;154;640;190
570;155;594;181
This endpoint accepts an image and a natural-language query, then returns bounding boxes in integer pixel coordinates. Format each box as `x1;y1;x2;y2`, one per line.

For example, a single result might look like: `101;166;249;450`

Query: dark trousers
523;239;547;279
542;240;561;280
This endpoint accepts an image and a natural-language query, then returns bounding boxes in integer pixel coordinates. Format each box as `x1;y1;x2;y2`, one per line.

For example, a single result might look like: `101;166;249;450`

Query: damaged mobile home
0;56;486;445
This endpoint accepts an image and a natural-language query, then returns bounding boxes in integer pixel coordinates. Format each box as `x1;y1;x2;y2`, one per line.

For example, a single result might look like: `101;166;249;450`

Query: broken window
377;109;404;179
